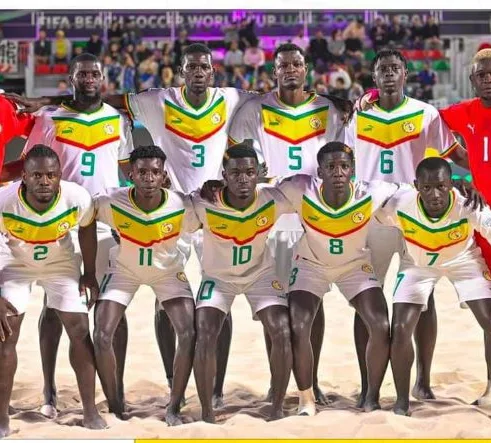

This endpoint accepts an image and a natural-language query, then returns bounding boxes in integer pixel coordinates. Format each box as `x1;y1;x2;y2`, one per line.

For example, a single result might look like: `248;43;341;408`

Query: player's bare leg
258;305;292;420
213;313;232;409
154;303;177;391
311;304;327;404
113;314;128;408
354;312;369;407
39;295;63;419
56;310;106;429
93;301;126;418
466;299;491;406
194;307;227;423
350;288;390;412
390;303;424;416
412;291;437;400
0;314;24;438
160;297;196;426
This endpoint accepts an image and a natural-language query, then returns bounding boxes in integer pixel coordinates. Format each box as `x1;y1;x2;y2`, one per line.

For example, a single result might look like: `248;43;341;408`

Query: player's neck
132;188;165;213
378;90;405;111
278;88;310;107
223;187;255;210
184;88;208;109
480;97;491;108
69;93;103;113
322;183;351;209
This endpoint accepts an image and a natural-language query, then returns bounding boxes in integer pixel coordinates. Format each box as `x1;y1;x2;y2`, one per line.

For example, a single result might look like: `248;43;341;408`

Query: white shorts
289;256;381;302
98;266;194;307
195;269;288;317
367;221;406;284
0;259;86;315
393;258;491;310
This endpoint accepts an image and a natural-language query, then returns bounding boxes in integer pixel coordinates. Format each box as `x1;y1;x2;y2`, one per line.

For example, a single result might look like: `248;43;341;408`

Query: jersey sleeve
118;113;134;162
22;112;56;158
78;188;96;227
465;202;491;242
94;193;115;229
228;98;263;155
373;188;407;227
439;103;466;134
276;174;307;211
427;107;460;159
182;194;202;233
327;99;354;145
124;89;163;128
189;191;207;226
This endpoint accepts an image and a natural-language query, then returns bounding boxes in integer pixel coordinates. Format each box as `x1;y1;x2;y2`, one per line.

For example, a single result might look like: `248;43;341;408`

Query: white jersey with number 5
23;103;134;196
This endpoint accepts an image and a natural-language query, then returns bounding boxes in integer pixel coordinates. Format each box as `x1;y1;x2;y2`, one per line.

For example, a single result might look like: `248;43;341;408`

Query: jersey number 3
192;145;205;167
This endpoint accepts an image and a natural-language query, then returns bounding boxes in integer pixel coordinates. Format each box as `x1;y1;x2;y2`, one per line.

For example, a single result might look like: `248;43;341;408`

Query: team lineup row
0;42;490;437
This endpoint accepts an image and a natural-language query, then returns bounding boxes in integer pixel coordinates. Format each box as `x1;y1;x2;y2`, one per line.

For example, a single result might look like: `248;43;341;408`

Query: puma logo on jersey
215;224;228;230
61;127;74;134
467;124;475;134
269;120;280;126
307;215;320;222
363;125;374;132
118;222;131;229
404;229;416;234
12;227;24;234
171;118;182;124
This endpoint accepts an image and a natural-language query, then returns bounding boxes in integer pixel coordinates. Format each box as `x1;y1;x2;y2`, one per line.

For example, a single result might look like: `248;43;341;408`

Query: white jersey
278;175;400;266
125;86;255;193
191;186;293;283
0;181;94;267
24;103;134;196
353;96;458;183
228;91;352;177
376;188;491;267
95;187;198;278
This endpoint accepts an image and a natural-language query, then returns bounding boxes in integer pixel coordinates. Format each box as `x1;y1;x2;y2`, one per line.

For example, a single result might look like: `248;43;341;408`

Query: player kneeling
93;146;197;426
0;145;106;437
376;157;491;416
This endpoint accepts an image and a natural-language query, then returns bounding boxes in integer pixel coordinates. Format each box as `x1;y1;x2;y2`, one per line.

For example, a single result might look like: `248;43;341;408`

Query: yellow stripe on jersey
356;110;425;149
164;96;226;143
2;207;79;244
261;104;329;144
302;194;372;238
111;204;185;247
52;115;121;151
205;200;276;245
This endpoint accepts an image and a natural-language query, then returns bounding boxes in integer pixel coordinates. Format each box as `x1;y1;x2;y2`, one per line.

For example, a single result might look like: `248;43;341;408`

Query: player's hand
79;272;100;310
200;180;225;203
354;89;379;113
0;298;18;342
3;93;49;114
453;179;485;211
259;162;268;178
319;93;354;124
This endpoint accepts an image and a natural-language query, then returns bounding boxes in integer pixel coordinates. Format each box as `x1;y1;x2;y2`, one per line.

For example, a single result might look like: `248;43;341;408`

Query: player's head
69;53;104;102
129;145;167;198
179;43;214;95
273;43;307;91
372;49;408;95
470;49;491;102
414;157;453;216
222;142;259;200
22;144;62;203
316;142;354;190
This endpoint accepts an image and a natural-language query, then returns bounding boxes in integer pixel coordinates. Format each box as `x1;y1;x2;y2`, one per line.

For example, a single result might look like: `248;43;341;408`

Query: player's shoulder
443;98;479;117
0;182;21;207
235;91;265;112
165;188;187;206
60;180;92;201
406;96;439;116
258;183;289;201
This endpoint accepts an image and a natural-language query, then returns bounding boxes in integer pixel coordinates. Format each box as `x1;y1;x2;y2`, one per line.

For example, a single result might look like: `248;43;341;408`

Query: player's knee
0;343;16;366
196;319;220;344
290;313;312;339
269;316;291;345
391;320;412;344
370;315;390;340
93;326;114;351
176;327;196;348
66;320;90;342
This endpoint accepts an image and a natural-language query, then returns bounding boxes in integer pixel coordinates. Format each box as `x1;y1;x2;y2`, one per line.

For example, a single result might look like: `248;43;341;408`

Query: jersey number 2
33;245;48;261
81;152;95;176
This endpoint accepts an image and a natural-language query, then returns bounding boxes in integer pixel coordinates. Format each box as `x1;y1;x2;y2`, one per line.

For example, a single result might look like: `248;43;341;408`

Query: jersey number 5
380;150;394;174
288;146;302;170
81;152;95;176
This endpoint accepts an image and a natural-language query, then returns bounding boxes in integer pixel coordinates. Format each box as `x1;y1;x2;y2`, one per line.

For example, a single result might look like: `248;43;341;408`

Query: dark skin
94;157;196;426
194;156;292;423
0;157;105;438
289;151;389;413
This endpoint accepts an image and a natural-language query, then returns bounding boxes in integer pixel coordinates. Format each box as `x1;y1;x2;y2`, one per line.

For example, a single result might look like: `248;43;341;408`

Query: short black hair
129;145;167;165
181;43;212;64
24;144;60;167
274;43;305;60
69;53;101;76
371;48;408;72
223;142;258;168
416;157;452;179
317;141;354;165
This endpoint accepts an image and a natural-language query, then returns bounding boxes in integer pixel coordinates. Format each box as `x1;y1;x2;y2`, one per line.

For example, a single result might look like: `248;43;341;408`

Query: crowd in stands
34;15;446;102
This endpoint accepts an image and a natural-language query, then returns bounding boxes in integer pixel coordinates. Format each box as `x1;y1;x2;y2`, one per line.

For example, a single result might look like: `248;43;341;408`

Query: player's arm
0;160;23;182
117;113;135;180
183;194;203;233
318;93;354;124
373;188;405;227
466;203;491;243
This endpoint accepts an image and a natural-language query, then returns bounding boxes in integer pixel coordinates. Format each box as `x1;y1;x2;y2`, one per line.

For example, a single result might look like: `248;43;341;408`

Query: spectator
86;32;104;57
34;29;51;65
329;77;349;100
314;78;328;94
214;64;229;88
0;24;3;41
238;17;257;50
328;67;352;96
255;71;275;93
119;52;137;93
103;55;122;87
108;20;123;44
230;66;250;89
224;40;244;70
422;16;443;50
409;15;425;49
56;79;71;96
72;45;84;60
122;18;142;48
388;15;407;48
343;18;365;59
108;42;122;62
134;42;151;64
328;29;346;64
355;65;374;90
348;81;364;101
244;39;265;75
308;30;330;72
292;28;310;52
418;61;437;100
173;29;192;66
370;17;389;51
138;53;159;90
160;66;174;88
105;81;118;96
223;21;239;49
52;29;71;64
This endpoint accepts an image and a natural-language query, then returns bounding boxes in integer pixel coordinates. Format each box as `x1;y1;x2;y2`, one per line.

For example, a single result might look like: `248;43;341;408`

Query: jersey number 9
81;152;96;176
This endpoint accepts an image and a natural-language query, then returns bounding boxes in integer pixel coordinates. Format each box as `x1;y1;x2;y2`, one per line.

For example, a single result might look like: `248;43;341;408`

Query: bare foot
355;390;367;408
472;396;491;406
7;406;16;416
40;404;58;419
202;411;215;424
212;394;224;409
363;398;381;412
411;383;435;400
268;408;285;421
165;410;183;426
313;384;329;405
393;399;410;416
0;417;11;439
265;386;274;403
83;412;107;430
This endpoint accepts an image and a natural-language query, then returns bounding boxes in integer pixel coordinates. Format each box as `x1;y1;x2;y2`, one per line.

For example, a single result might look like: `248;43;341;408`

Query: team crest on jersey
176;272;188;282
351;211;365;224
256;215;268;227
484;270;491;281
448;230;463;241
104;123;115;135
161;223;173;234
272;280;284;291
310;116;321;130
361;264;374;274
58;221;70;233
211;113;221;125
402;121;415;133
